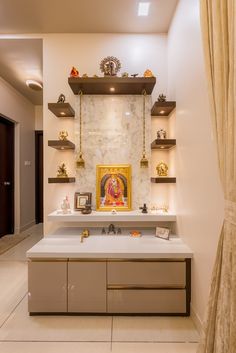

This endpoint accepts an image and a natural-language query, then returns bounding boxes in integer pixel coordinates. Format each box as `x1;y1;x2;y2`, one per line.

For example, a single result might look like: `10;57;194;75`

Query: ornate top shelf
68;77;156;95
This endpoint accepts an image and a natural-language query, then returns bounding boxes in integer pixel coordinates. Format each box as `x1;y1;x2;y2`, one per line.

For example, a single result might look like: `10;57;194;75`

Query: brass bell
76;152;85;168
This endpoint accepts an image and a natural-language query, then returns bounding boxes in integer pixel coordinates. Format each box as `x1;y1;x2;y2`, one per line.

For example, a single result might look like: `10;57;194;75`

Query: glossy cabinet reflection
68;261;106;313
28;261;67;313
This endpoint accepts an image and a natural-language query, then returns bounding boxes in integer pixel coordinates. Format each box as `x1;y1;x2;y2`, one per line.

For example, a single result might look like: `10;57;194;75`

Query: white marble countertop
48;210;176;222
27;234;193;259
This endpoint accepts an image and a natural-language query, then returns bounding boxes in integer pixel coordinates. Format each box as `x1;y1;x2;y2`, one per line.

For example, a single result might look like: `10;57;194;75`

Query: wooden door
35;131;43;223
0;116;14;237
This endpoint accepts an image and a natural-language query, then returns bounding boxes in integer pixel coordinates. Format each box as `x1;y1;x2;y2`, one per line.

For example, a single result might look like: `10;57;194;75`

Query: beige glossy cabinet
28;258;191;315
28;260;67;313
68;261;106;312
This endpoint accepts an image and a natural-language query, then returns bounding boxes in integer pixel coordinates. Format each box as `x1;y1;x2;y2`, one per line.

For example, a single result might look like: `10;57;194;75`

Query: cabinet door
68;261;106;313
28;261;67;313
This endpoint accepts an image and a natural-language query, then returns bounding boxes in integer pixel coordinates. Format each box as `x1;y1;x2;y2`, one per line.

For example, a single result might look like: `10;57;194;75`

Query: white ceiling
0;39;43;105
0;0;178;34
0;0;178;105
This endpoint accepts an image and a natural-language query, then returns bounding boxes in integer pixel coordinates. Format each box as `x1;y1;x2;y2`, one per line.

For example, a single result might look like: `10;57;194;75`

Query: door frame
35;130;43;224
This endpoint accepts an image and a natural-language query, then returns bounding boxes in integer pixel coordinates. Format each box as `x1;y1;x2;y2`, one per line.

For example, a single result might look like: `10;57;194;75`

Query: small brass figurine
82;73;88;78
59;130;68;141
131;73;138;78
139;203;148;214
156;162;168;177
158;94;166;102
57;94;65;103
57;163;68;178
93;74;99;78
100;56;121;76
70;66;79;77
143;69;155;78
157;129;166;139
157;204;169;213
121;72;129;77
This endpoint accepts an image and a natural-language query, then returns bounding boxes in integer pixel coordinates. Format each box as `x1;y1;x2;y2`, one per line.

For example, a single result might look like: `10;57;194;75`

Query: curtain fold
198;0;236;352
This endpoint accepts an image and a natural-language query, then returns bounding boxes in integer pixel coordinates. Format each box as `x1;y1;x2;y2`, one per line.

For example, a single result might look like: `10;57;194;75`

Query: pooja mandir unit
32;22;224;323
1;0;224;330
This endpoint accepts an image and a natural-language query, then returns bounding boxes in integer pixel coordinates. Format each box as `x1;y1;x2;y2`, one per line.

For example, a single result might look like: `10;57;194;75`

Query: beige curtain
198;0;236;352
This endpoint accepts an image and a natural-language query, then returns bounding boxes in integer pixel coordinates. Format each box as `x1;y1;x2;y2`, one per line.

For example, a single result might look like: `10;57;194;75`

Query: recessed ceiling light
159;110;165;114
60;112;66;116
26;79;43;91
138;2;150;16
110;87;115;92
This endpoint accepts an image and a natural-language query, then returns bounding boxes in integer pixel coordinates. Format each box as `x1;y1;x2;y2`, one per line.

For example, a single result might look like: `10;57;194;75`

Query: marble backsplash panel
74;95;151;210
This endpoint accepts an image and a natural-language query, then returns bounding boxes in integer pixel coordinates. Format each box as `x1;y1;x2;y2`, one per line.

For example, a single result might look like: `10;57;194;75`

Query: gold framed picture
96;165;131;211
74;192;92;211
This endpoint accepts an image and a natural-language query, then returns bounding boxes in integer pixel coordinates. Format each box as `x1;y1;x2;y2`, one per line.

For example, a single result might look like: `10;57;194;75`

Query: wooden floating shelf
48;177;76;183
48;103;75;117
48;140;75;150
151;139;176;150
151;177;176;184
68;77;156;95
151;101;176;116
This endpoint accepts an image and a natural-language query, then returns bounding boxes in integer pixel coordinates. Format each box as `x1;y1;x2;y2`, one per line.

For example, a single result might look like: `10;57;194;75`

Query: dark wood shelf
48;140;75;150
151;101;176;116
151;177;176;183
151;139;176;150
48;103;75;117
68;77;156;95
48;177;76;183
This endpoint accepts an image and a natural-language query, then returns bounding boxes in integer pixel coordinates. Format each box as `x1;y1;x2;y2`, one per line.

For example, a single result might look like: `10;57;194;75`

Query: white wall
43;34;168;234
167;0;224;326
0;77;35;231
35;105;43;130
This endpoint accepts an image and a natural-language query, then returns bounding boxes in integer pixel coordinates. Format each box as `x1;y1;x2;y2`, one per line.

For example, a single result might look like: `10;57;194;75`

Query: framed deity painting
96;165;131;211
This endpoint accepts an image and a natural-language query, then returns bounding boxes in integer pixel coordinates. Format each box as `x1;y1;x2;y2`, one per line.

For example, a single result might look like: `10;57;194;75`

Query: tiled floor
0;224;199;352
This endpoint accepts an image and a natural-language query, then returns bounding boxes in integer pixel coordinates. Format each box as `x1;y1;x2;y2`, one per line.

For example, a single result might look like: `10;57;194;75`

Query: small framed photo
155;226;170;240
74;192;92;211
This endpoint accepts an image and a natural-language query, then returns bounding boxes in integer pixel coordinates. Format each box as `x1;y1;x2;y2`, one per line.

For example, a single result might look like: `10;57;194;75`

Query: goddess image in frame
96;165;131;211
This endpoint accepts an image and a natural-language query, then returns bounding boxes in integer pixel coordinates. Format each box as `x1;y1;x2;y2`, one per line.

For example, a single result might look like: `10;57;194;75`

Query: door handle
3;181;11;186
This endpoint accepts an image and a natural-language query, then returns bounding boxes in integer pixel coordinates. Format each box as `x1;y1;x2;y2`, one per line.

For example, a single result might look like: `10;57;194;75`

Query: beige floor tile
112;316;199;342
112;342;198;353
0;262;27;326
0;224;43;262
0;296;112;342
0;342;111;353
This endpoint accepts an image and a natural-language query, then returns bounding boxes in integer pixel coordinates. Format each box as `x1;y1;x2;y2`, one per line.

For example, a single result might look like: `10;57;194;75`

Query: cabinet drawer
107;289;186;313
107;261;186;287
